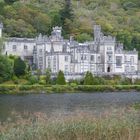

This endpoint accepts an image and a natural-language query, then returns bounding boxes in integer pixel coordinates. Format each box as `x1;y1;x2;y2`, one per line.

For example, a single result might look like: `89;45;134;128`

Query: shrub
12;76;19;84
39;79;46;85
120;78;132;85
56;71;66;85
45;68;51;85
28;75;38;85
14;57;26;77
84;71;94;85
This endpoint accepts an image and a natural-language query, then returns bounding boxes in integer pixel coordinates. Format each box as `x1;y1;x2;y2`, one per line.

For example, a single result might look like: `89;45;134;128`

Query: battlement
52;26;62;31
94;24;116;44
102;35;116;43
51;26;63;41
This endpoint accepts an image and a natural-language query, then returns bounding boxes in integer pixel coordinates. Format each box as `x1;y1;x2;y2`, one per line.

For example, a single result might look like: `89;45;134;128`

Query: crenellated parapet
51;26;63;41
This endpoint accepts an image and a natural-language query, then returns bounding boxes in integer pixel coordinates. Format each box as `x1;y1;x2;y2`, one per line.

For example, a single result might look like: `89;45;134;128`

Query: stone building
0;22;138;78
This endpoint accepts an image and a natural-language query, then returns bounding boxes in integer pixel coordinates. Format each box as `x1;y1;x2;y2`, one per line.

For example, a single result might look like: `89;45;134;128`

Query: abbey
0;22;138;78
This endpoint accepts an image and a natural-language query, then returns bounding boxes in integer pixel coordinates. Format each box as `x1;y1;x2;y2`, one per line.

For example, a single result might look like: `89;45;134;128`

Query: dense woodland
0;0;140;52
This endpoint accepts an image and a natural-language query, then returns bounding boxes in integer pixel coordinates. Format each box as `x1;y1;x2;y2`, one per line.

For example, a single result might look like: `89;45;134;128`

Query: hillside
0;0;140;55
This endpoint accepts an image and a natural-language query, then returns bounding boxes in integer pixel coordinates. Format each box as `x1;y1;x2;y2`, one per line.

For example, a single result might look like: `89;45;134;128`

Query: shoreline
0;84;140;94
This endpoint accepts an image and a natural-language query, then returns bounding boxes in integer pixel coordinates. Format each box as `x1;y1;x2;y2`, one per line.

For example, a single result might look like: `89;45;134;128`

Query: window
65;65;68;72
53;56;56;69
116;56;122;67
97;65;102;72
13;45;16;51
24;45;28;50
125;56;127;62
130;56;134;65
131;66;135;72
84;55;87;60
98;56;100;62
91;55;94;62
81;54;84;60
48;57;51;68
107;47;112;50
108;55;112;61
65;56;68;62
91;66;95;71
39;49;42;54
125;66;129;72
53;67;56;72
39;57;43;61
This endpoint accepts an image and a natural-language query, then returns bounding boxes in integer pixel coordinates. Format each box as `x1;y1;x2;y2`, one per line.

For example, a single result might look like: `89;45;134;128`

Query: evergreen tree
56;70;66;85
60;0;74;37
84;71;94;85
4;0;19;4
45;68;51;85
14;57;26;77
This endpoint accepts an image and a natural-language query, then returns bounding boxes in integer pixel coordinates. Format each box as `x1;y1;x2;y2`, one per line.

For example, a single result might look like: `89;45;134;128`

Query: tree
14;57;26;77
60;0;74;37
56;70;66;85
75;33;93;43
84;71;94;85
45;68;51;85
4;0;19;4
116;30;132;50
0;55;13;83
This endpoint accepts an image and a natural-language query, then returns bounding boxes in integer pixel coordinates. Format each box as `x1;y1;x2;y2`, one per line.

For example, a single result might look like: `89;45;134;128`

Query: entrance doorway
107;66;111;72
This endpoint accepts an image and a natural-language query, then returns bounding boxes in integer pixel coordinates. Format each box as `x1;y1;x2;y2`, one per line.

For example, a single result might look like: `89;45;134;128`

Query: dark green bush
28;75;38;85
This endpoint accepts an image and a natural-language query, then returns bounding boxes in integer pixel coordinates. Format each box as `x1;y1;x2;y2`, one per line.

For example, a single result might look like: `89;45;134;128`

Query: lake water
0;92;140;122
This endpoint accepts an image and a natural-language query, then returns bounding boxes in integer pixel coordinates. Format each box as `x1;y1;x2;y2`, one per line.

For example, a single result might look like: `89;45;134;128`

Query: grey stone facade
0;22;138;78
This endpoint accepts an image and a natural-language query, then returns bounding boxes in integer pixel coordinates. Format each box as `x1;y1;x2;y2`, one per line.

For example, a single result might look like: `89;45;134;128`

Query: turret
0;22;3;38
94;25;101;42
51;26;62;40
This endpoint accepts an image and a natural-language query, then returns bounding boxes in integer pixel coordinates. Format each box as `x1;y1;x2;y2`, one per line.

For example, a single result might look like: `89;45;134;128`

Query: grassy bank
0;84;140;94
0;109;140;140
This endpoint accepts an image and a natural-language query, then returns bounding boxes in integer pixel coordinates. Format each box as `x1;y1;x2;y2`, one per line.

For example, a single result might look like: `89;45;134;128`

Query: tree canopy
0;0;140;55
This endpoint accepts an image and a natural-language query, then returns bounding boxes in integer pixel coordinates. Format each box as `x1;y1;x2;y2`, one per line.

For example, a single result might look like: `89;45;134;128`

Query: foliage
60;0;74;37
84;71;94;85
0;55;13;83
28;75;38;85
13;57;26;77
45;68;51;85
0;0;140;54
12;75;19;84
56;70;66;85
75;33;93;43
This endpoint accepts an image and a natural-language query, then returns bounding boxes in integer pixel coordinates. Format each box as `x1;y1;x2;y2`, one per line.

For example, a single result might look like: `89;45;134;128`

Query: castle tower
94;25;101;42
51;26;62;39
0;22;3;38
